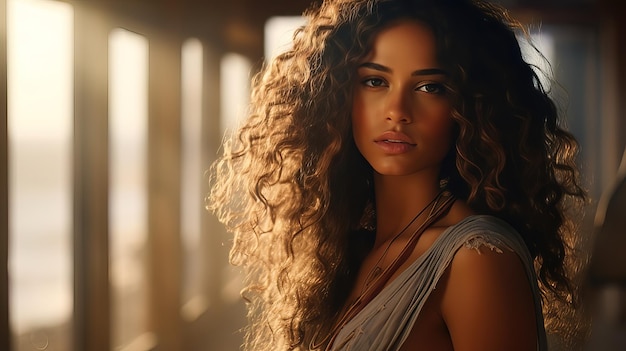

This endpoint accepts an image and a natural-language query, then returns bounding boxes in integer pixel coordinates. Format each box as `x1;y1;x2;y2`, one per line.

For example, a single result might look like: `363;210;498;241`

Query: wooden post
0;0;10;349
147;29;183;351
73;2;111;351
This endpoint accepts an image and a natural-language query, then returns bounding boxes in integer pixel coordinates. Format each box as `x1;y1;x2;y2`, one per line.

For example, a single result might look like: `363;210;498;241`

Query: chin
372;166;418;177
370;161;441;178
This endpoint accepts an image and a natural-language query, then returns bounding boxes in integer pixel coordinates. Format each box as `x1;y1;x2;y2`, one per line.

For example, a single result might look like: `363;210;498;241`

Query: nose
385;88;412;124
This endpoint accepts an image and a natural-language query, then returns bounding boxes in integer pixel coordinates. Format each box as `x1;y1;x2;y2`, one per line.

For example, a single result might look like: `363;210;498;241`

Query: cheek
351;115;368;153
435;116;454;140
422;108;455;150
427;104;454;134
351;96;372;140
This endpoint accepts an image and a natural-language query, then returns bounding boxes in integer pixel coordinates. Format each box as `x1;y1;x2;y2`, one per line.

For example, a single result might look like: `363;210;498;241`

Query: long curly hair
207;0;588;349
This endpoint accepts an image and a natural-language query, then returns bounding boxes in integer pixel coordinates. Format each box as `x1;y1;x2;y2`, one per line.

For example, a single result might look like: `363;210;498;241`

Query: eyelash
417;83;446;94
361;78;446;95
362;78;386;87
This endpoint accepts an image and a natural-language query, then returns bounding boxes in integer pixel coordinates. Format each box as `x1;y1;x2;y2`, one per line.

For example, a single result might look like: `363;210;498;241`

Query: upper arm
440;243;538;351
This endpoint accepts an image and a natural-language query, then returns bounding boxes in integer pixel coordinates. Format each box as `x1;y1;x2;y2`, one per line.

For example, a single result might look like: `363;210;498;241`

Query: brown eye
363;78;387;87
416;83;446;94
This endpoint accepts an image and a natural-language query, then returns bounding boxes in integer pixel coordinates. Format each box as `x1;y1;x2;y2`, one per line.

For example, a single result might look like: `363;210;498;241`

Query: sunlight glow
7;0;74;336
520;31;555;91
181;38;205;306
264;16;306;62
220;53;251;135
108;27;149;348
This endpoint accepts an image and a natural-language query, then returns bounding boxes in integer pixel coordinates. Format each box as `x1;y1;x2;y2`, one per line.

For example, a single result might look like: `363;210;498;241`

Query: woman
208;0;588;350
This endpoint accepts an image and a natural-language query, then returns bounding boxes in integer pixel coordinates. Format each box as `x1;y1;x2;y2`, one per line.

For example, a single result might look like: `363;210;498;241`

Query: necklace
359;191;443;293
310;189;455;350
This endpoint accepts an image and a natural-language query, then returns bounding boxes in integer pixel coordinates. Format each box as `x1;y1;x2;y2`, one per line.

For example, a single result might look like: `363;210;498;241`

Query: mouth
379;139;416;145
374;132;416;154
375;131;416;145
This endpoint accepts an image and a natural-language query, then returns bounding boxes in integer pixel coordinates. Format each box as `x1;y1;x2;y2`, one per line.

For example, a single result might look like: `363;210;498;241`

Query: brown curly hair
207;0;588;349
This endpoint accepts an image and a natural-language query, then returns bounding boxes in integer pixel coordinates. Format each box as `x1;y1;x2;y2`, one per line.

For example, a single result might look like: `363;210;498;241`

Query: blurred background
0;0;625;350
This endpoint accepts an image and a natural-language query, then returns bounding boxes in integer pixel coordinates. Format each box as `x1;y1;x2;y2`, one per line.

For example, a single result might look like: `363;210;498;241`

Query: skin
348;20;538;350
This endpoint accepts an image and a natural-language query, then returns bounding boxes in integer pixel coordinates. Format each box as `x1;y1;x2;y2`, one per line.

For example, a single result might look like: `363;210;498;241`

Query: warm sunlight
220;53;252;136
180;38;207;315
264;16;307;62
108;27;150;349
7;0;74;340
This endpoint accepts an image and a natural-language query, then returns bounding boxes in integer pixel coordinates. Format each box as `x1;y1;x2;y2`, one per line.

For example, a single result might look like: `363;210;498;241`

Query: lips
374;131;416;154
375;131;416;145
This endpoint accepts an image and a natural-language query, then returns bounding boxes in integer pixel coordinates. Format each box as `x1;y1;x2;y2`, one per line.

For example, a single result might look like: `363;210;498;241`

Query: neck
373;171;442;246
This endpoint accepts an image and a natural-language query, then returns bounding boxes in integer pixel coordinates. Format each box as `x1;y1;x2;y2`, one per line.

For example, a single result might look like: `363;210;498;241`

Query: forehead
363;20;438;65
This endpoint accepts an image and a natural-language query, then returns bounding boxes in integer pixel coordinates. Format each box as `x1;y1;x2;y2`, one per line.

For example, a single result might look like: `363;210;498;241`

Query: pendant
364;266;383;288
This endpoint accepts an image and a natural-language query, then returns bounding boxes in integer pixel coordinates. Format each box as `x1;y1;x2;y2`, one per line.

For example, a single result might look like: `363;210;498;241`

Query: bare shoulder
439;243;538;351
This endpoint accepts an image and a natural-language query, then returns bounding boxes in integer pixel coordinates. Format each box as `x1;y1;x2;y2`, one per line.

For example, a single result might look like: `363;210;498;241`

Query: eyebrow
357;62;448;77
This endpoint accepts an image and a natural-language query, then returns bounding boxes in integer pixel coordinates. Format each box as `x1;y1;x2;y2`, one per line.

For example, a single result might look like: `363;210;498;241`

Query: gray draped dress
330;215;548;350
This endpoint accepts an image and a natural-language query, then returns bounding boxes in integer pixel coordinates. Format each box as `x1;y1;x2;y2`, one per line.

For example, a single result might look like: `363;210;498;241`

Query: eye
362;77;387;87
416;83;446;94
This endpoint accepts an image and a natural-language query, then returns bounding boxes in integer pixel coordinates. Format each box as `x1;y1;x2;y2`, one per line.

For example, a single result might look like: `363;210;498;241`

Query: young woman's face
352;20;454;178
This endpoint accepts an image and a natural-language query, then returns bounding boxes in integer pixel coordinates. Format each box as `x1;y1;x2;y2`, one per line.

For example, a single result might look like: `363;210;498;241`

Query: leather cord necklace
359;192;440;294
310;189;456;350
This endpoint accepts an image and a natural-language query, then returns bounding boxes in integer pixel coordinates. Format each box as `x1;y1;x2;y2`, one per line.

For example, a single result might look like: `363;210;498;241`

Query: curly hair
207;0;588;349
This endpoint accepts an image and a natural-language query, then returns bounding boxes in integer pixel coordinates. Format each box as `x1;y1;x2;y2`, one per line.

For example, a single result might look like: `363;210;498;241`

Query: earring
439;177;450;189
359;202;376;231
